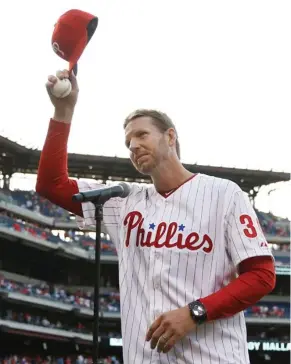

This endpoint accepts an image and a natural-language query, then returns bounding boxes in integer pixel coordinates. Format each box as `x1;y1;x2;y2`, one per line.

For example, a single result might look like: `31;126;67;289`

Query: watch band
188;300;207;325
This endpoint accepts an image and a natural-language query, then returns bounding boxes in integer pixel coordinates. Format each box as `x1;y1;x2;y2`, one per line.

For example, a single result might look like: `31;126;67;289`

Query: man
37;70;275;364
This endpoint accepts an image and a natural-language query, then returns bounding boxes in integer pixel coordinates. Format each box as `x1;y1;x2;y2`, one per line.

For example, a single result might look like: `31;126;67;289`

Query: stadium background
0;136;289;364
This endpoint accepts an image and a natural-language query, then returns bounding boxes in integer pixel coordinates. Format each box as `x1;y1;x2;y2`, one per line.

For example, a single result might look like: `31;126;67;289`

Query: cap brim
68;35;87;74
71;63;78;76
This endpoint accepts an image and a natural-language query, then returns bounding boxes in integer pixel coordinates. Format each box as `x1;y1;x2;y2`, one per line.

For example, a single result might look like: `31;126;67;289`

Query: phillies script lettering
123;211;213;253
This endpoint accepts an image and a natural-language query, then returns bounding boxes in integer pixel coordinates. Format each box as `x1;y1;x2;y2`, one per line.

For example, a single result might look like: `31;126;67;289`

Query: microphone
72;182;131;203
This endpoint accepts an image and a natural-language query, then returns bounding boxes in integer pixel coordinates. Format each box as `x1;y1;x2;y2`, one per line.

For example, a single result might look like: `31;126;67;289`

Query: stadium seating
1;309;91;334
1;274;290;319
10;190;71;221
244;302;290;319
0;355;121;363
256;210;290;237
0;275;120;313
0;189;289;251
1;211;289;255
2;188;291;236
0;213;117;255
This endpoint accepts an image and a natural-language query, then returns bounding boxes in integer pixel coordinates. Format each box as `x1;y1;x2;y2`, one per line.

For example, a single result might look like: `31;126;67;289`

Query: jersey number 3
240;214;258;238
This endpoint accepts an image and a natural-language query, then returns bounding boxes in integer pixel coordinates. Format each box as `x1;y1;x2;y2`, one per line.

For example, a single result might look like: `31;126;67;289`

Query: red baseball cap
52;9;98;74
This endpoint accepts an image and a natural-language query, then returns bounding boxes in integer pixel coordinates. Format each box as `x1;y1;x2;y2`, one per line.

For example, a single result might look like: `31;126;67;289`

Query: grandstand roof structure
0;135;289;193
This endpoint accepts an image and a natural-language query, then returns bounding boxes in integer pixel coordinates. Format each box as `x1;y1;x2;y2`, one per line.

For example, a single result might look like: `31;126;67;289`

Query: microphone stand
73;194;108;364
92;199;103;364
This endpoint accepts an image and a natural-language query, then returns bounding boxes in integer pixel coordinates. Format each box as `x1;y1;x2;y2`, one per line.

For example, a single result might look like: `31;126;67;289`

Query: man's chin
134;162;153;176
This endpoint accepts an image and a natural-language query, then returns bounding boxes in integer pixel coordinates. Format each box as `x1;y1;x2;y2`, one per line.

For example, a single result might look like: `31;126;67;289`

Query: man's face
124;117;170;175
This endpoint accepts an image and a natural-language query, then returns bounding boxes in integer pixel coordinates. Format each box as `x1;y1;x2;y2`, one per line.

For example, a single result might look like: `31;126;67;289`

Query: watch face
189;301;207;325
193;304;205;316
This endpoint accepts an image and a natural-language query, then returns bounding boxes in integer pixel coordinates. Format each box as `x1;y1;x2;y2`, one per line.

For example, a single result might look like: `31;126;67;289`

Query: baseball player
37;70;275;364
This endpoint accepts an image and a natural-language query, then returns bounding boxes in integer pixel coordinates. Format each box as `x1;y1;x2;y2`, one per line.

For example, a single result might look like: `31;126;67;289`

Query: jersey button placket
150;197;165;322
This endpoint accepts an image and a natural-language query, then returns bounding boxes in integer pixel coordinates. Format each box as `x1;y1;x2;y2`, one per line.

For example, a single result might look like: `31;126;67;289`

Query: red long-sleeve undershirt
36;119;276;322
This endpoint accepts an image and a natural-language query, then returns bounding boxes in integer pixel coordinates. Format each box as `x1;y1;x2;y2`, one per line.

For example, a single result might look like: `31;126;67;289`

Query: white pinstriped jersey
76;173;273;364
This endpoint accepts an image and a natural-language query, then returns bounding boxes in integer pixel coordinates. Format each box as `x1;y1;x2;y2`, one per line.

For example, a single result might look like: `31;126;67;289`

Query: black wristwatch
188;300;207;325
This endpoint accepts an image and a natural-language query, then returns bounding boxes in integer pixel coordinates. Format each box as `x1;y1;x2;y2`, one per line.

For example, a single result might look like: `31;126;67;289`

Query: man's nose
129;139;140;153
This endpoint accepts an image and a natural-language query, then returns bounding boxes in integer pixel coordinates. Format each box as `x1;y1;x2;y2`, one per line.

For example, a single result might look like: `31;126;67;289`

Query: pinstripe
188;337;195;363
140;189;156;364
183;179;195;305
232;314;243;364
212;179;228;360
167;189;182;364
177;179;196;364
197;183;212;363
238;313;249;363
150;230;156;363
167;189;179;311
164;190;181;364
147;194;168;364
120;251;138;360
119;193;146;363
156;201;173;364
210;178;222;288
125;239;142;360
225;220;243;263
119;191;144;292
153;200;168;302
222;245;235;364
228;317;236;363
208;178;221;363
132;268;147;363
190;176;203;363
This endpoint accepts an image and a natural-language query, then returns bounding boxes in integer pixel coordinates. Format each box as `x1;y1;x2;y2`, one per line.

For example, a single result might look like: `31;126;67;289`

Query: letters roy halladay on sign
248;341;290;352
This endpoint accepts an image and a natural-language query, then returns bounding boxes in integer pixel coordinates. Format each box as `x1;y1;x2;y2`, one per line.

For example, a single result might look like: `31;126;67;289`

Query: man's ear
167;128;177;147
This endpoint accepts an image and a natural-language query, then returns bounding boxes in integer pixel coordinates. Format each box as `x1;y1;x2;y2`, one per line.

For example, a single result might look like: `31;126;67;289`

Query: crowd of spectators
0;213;117;256
0;355;121;364
0;274;289;319
10;190;71;222
272;243;290;252
0;276;120;313
1;310;122;340
244;303;289;319
0;208;289;256
1;188;290;238
256;210;290;237
1;309;91;334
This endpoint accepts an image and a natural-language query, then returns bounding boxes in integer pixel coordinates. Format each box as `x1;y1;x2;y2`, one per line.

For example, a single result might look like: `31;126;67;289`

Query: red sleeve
36;119;83;217
199;256;276;321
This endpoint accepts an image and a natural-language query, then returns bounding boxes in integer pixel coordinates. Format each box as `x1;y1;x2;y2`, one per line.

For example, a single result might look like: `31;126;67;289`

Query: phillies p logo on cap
52;9;98;74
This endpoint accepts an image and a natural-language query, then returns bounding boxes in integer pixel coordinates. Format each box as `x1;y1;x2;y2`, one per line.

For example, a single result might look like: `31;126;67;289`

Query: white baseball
51;72;72;98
